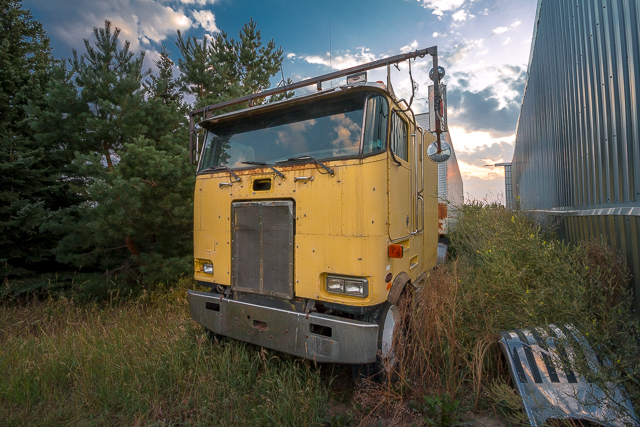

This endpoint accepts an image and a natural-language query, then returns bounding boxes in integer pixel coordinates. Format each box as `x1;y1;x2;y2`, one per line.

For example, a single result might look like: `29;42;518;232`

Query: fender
387;271;429;305
387;272;410;305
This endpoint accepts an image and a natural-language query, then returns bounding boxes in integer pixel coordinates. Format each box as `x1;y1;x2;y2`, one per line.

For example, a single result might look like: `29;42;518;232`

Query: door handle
294;176;314;182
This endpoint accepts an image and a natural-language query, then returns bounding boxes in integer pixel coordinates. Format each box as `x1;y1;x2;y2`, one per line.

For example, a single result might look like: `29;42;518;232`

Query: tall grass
3;203;639;426
391;201;640;422
0;282;329;426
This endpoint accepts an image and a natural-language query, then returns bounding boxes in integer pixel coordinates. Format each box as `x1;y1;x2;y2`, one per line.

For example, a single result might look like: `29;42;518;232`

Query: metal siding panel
606;215;617;249
598;215;606;242
580;1;595;207
615;215;626;257
623;0;640;202
438;163;448;200
604;0;622;204
612;0;631;203
596;0;614;204
513;0;640;313
587;0;605;205
631;216;640;310
574;1;587;206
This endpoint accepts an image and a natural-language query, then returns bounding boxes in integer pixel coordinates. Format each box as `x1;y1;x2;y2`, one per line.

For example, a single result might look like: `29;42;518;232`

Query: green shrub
396;201;639;420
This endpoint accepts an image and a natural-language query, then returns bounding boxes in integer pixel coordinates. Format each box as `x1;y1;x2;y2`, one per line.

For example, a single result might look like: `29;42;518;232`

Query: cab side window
390;113;408;162
362;95;389;155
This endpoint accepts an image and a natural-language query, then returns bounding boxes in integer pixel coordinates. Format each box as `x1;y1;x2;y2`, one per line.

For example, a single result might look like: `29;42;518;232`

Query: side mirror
189;122;203;166
427;140;451;163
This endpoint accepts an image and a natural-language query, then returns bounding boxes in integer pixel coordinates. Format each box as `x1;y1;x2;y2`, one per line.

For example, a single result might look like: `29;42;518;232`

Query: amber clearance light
388;244;404;258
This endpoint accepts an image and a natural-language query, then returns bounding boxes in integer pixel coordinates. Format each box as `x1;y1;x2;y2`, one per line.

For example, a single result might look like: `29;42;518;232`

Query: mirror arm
189;114;195;165
429;47;442;153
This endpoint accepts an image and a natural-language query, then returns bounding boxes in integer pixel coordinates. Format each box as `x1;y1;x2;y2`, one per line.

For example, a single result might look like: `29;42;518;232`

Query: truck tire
378;302;401;377
353;290;411;383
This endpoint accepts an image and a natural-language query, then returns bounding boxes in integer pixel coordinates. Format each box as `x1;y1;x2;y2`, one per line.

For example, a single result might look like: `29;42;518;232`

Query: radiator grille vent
231;201;294;299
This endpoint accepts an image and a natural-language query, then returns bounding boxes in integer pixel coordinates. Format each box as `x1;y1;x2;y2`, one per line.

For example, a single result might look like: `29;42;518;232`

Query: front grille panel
233;204;261;292
231;201;294;299
262;205;294;297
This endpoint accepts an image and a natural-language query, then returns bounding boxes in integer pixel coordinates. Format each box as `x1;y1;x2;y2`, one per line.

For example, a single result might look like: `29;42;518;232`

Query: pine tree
175;32;213;101
33;21;194;288
0;0;59;280
146;45;182;106
176;18;284;108
70;20;151;167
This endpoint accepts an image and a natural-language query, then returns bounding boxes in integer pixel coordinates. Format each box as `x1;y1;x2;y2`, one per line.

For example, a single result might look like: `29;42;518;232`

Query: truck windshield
198;92;388;171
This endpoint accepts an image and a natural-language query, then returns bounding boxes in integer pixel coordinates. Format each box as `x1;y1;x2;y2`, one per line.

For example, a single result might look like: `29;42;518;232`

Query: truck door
415;130;424;233
388;112;412;240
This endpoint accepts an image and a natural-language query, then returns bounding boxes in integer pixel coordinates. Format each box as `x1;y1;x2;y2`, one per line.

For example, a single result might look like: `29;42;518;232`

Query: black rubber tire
351;301;398;383
353;289;412;384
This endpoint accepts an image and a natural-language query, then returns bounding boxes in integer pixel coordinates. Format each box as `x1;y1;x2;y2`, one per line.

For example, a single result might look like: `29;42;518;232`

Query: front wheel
378;303;401;377
353;294;410;383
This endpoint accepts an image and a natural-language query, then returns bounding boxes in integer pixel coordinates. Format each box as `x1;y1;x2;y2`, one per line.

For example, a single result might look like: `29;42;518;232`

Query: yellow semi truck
187;46;454;369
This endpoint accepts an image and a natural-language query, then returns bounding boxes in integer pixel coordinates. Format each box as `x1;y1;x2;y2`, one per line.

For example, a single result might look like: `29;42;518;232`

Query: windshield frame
196;89;390;174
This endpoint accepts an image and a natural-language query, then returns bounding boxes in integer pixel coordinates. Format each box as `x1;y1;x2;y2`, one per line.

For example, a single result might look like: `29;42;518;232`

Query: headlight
203;263;213;274
196;259;214;275
325;275;368;297
326;277;345;294
344;280;365;297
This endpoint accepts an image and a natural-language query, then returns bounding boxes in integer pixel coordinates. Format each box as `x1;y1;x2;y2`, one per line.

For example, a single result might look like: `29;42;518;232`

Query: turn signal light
388;244;404;258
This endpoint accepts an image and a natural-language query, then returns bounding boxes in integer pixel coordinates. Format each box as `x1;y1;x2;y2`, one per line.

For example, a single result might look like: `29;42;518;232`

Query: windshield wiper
241;161;285;179
200;165;241;182
276;155;334;175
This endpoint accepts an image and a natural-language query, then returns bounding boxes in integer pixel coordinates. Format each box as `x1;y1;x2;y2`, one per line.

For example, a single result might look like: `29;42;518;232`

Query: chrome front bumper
187;290;379;364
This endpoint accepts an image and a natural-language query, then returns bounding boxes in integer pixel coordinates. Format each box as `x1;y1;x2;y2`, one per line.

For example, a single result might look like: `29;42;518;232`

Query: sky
23;0;539;202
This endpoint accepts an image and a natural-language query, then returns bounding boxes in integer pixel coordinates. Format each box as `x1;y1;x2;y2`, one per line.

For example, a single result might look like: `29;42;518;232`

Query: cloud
420;0;465;15
510;20;522;28
400;40;419;53
461;172;508;202
136;6;192;43
455;140;514;168
432;32;445;38
447;126;515;200
286;53;296;59
447;82;522;137
442;38;484;65
492;26;508;34
304;55;328;66
437;126;515;201
179;0;216;4
276;120;315;153
26;0;193;55
330;114;362;155
452;10;468;21
449;126;515;154
302;47;377;70
192;9;218;33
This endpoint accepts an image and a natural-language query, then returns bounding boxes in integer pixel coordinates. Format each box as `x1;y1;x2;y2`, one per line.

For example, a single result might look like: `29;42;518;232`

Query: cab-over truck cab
188;47;448;366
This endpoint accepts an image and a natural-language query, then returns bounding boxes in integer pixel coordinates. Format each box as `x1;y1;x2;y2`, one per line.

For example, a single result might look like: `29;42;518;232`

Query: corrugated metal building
512;0;640;310
495;163;513;209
